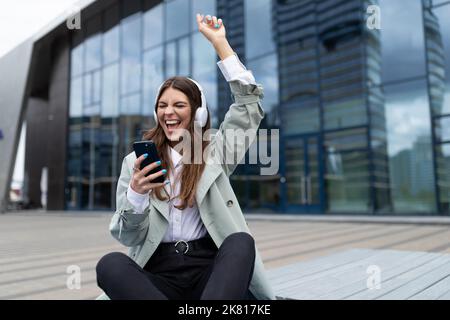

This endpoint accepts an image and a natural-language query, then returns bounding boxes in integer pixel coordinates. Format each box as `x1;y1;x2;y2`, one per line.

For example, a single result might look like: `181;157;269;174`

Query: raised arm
197;14;265;176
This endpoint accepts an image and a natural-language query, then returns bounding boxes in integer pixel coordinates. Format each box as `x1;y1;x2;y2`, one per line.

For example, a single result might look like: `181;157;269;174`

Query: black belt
155;235;217;255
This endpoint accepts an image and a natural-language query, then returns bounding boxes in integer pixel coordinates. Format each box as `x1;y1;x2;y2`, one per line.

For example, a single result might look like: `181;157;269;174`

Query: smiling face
156;86;192;145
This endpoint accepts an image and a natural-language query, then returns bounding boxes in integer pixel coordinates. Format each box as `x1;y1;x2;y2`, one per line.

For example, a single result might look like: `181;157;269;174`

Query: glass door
284;135;323;213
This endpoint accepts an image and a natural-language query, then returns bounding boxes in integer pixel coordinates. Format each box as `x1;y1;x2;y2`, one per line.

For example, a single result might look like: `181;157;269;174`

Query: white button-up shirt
126;53;256;243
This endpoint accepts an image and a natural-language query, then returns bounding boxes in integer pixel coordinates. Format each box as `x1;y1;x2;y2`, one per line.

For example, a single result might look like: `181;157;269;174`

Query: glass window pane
178;36;190;76
436;116;450;142
85;34;102;72
166;41;176;77
143;4;163;49
326;150;370;212
102;63;119;117
191;0;216;31
281;97;320;135
429;4;450;115
143;46;164;117
436;143;450;212
103;25;119;64
93;70;101;103
384;79;436;212
324;96;367;130
248;54;279;127
245;0;276;60
121;14;142;95
379;0;426;82
165;0;189;41
83;73;92;106
121;93;141;115
70;77;83;117
71;44;83;78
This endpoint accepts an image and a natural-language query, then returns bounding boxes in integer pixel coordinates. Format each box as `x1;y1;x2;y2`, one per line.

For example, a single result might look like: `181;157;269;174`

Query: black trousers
96;232;256;300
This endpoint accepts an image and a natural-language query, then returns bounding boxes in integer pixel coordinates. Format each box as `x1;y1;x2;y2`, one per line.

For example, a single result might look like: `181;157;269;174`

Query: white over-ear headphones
153;77;208;128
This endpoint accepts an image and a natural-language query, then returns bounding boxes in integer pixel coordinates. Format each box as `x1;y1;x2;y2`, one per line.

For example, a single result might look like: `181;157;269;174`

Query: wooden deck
268;248;450;300
0;212;450;299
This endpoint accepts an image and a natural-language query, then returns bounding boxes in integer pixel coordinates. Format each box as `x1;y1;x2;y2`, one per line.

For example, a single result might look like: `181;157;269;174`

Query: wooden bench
267;248;450;300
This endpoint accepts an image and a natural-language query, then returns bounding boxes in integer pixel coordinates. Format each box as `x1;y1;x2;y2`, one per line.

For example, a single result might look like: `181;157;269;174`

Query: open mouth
165;119;181;130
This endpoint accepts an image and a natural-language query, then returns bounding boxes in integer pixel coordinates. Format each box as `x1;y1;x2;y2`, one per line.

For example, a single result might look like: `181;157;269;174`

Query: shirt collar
169;146;183;169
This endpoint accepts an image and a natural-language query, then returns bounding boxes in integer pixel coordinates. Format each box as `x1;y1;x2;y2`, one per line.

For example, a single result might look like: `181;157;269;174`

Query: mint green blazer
96;80;275;300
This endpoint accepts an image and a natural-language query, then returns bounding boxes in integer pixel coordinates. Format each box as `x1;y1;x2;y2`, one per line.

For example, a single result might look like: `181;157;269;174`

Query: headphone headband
153;77;208;127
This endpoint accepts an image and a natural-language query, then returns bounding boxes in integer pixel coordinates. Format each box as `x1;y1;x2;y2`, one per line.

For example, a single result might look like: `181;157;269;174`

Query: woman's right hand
130;154;167;194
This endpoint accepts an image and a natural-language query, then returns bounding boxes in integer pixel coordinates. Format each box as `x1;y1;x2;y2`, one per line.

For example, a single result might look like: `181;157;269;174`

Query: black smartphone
133;140;165;183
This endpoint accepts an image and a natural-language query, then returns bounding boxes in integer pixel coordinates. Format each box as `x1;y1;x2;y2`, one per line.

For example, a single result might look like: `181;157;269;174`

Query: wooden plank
268;249;374;286
276;249;411;299
381;259;450;299
437;288;450;300
346;254;449;300
317;250;433;300
409;275;450;300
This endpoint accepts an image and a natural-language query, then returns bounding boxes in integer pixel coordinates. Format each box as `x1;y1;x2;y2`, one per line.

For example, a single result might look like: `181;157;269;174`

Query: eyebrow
158;101;188;105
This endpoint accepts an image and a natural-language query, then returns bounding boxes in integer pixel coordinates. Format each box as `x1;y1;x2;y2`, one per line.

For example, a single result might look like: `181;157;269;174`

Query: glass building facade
66;0;450;215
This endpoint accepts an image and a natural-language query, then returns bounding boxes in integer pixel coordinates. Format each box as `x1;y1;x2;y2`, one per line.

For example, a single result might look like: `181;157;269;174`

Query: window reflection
121;14;142;95
165;0;189;41
143;4;163;49
103;26;119;64
101;63;119;117
143;46;164;117
85;34;101;72
70;77;82;117
384;79;436;212
166;41;176;77
191;0;215;31
71;44;83;78
379;0;426;82
178;36;190;76
245;0;276;60
247;54;279;127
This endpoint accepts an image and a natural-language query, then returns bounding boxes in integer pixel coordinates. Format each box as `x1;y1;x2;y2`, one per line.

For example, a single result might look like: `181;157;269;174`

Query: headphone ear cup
195;107;208;128
154;109;158;126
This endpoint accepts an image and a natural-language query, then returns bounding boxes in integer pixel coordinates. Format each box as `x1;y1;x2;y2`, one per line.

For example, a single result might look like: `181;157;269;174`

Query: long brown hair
143;76;211;209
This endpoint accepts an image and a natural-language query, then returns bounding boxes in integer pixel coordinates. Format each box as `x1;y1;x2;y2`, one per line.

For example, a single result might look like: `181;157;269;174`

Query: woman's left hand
196;14;226;45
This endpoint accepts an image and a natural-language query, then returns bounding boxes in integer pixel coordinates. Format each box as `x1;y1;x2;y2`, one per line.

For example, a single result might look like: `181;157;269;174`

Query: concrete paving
0;211;449;300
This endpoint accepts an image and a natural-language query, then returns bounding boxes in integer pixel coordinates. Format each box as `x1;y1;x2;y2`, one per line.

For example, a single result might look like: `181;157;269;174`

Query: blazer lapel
196;163;223;205
150;194;169;222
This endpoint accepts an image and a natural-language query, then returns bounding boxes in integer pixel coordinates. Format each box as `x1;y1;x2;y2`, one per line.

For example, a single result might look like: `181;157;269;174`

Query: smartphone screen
133;140;165;183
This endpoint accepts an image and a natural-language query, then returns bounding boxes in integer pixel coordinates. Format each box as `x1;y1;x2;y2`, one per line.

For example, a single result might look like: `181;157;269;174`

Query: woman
96;14;274;300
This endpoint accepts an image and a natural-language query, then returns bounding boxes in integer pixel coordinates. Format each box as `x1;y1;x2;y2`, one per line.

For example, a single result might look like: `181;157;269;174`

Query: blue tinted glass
143;46;164;116
83;73;92;106
121;94;141;115
143;4;163;49
166;41;176;77
248;54;279;126
191;0;216;31
245;0;276;60
379;0;426;82
165;0;189;41
121;14;142;95
71;44;83;78
103;25;119;64
84;104;100;116
384;79;436;212
432;4;450;115
92;70;101;103
85;34;102;72
178;36;190;76
70;77;83;117
102;63;119;117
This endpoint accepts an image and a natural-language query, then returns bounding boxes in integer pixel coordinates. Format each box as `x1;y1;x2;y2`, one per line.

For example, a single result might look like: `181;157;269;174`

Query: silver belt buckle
174;240;189;254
